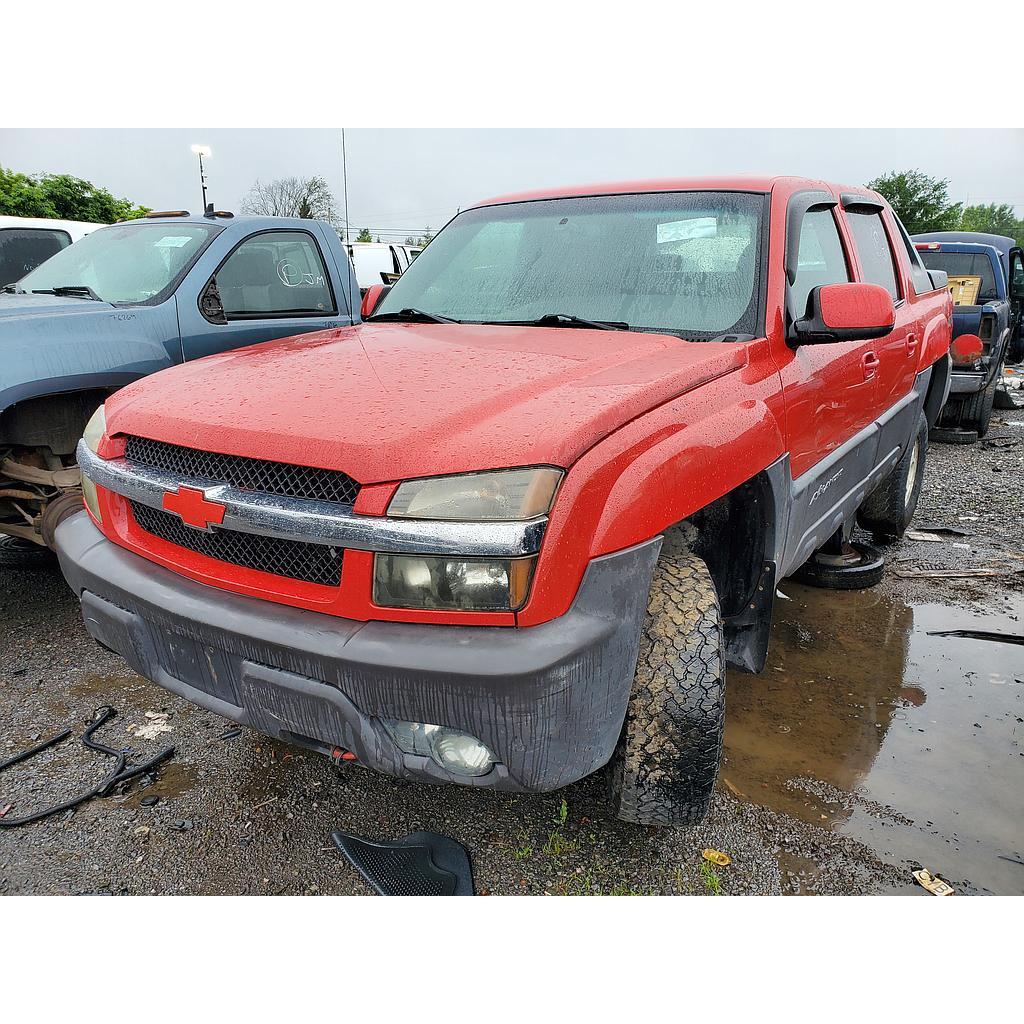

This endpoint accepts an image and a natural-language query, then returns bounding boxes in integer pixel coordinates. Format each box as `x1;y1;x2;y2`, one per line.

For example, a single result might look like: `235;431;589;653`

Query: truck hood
107;322;748;482
0;293;179;412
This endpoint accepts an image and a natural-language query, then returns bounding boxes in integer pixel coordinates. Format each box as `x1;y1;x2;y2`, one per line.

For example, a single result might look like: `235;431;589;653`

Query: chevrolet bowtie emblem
162;485;226;531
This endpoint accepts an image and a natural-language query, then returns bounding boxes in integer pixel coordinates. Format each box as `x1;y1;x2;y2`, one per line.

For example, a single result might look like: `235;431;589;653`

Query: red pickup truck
56;176;952;826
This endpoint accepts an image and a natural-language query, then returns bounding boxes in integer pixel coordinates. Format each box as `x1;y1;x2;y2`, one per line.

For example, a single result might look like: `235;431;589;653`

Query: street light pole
191;144;212;213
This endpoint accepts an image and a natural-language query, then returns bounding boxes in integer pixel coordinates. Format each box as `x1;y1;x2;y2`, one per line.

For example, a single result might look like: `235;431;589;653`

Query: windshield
919;250;999;302
17;222;217;304
375;191;765;338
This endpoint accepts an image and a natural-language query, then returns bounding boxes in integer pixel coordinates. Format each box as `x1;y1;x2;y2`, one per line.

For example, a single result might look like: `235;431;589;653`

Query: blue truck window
918;251;998;301
217;230;336;318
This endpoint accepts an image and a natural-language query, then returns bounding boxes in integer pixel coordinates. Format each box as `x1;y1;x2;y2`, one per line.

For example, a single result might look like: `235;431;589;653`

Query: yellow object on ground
703;848;732;867
913;868;954;895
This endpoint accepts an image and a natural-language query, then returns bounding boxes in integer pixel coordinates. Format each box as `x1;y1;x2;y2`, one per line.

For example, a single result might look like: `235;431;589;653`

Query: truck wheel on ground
0;535;55;570
608;545;724;827
792;541;885;590
930;424;979;445
961;367;1000;437
858;412;929;542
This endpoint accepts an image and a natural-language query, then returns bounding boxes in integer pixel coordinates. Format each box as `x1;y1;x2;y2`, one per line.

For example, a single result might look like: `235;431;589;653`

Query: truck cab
913;231;1024;435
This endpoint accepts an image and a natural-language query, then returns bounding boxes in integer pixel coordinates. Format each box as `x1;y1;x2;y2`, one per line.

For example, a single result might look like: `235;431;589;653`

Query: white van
0;216;102;287
344;241;421;292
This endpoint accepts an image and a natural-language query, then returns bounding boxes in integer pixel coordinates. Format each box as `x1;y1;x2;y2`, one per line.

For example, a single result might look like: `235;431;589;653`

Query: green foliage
959;203;1024;247
0;167;150;223
541;830;578;859
355;227;373;242
700;859;722;895
555;798;568;827
867;169;962;234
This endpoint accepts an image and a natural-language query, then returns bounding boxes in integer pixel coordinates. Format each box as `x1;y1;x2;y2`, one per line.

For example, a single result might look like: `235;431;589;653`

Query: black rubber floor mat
331;830;474;896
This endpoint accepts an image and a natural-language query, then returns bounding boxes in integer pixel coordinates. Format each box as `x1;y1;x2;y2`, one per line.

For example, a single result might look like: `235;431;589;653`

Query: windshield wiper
2;284;25;294
486;313;630;331
367;307;457;324
32;285;103;301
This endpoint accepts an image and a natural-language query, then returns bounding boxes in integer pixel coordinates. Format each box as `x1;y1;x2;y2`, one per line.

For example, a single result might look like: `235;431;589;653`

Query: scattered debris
926;629;1024;647
912;868;954;896
893;566;1018;580
0;706;174;829
128;711;173;741
703;848;732;867
332;830;475;896
140;795;160;807
215;727;242;742
912;523;971;538
906;530;951;543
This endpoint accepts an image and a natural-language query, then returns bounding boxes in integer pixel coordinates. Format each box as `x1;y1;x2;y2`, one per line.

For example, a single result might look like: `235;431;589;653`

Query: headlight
374;553;537;612
83;405;106;454
81;405;106;522
381;720;496;777
387;466;562;520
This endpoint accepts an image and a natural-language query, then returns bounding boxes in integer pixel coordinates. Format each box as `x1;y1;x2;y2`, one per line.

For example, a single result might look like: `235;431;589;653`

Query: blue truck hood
0;292;181;413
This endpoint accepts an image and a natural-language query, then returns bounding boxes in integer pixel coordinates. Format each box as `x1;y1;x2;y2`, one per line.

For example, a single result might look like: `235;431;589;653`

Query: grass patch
700;859;723;895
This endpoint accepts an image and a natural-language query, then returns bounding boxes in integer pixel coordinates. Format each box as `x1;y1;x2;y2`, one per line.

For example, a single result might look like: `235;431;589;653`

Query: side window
791;209;850;317
0;227;71;287
846;212;899;300
892;215;934;295
216;231;335;318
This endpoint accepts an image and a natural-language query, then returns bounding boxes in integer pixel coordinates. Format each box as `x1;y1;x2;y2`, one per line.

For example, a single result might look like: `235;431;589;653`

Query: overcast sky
3;128;1022;237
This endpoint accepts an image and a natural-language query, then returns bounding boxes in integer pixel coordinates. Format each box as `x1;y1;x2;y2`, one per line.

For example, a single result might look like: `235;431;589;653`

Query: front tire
858;412;928;541
608;544;724;827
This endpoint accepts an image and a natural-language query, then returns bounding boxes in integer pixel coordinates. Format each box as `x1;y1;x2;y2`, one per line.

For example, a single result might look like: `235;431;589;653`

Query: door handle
862;352;880;379
906;332;918;356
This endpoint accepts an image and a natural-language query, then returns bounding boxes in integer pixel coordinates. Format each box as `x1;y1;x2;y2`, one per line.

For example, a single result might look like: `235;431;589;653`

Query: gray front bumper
55;512;659;792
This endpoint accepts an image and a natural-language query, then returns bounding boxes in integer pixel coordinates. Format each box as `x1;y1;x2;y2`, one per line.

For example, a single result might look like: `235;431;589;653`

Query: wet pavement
726;586;1024;895
1;412;1022;895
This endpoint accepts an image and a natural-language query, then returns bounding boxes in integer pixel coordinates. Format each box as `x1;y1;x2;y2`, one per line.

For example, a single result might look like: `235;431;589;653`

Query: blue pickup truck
0;212;359;562
913;231;1024;437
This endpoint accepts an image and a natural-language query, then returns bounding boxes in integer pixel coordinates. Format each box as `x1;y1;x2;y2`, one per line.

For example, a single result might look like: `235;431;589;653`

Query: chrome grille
124;436;360;505
131;501;343;587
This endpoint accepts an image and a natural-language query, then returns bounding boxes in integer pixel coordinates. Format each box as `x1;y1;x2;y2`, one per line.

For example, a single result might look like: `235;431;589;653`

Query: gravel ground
1;410;1021;896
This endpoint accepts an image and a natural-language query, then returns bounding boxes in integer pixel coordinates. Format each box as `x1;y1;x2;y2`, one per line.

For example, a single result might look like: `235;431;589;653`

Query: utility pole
341;129;350;243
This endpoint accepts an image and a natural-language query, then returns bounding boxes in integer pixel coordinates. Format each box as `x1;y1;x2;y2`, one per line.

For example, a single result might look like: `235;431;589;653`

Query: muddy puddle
725;583;1023;894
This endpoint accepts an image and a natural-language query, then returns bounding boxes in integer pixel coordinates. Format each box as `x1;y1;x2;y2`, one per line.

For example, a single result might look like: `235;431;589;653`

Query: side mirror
361;283;390;319
793;282;895;344
199;277;227;325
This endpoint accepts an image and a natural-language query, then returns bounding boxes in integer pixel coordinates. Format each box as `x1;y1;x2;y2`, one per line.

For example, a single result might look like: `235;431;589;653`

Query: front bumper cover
55;512;659;792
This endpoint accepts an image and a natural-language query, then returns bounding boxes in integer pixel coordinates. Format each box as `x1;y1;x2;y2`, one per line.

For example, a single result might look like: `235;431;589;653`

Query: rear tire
608;544;724;827
961;368;999;437
858;412;928;541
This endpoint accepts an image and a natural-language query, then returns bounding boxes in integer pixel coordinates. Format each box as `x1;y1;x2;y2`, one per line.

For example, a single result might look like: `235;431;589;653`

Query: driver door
178;225;350;362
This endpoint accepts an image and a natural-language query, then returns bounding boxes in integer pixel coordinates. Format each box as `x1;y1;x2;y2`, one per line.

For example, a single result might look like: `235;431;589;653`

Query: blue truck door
176;222;354;362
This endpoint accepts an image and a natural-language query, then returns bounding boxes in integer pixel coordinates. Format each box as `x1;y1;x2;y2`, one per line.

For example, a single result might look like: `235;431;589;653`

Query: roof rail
144;210;190;218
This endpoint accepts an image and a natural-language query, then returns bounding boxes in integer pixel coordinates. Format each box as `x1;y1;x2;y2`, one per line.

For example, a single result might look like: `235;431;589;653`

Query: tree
959;203;1023;246
241;176;337;221
355;227;373;242
866;170;962;234
0;167;150;222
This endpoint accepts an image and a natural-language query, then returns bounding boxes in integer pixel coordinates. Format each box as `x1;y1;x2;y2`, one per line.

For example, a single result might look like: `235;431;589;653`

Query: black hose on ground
0;706;174;828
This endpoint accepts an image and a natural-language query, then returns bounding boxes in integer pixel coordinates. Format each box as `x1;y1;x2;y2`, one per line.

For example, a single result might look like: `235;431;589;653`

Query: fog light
382;719;496;777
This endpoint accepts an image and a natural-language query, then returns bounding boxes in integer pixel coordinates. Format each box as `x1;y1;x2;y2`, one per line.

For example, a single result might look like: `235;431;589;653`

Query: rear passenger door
179;225;349;362
777;204;884;479
840;198;917;413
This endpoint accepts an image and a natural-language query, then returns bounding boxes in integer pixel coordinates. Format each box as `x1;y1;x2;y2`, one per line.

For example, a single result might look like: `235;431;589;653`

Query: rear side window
216;230;335;318
846;212;899;300
892;216;934;295
917;250;999;302
791;209;850;317
0;227;71;287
